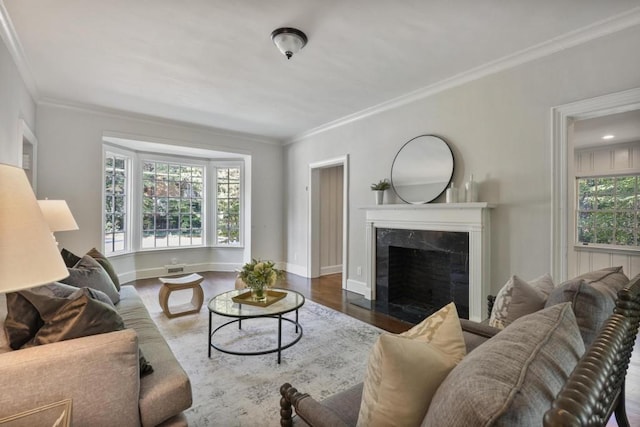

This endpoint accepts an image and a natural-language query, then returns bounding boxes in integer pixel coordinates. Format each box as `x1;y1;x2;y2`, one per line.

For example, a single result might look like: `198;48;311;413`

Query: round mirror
391;135;454;204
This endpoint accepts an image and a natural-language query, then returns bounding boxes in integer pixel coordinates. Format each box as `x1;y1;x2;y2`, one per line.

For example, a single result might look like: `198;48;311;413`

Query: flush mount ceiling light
602;134;615;140
271;27;307;60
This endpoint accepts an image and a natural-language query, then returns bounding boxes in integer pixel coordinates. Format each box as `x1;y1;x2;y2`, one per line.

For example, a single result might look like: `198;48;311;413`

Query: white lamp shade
0;164;69;293
38;200;79;232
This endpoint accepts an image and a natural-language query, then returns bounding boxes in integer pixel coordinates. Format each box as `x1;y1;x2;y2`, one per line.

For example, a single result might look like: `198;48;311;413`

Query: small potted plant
237;259;284;302
371;179;391;205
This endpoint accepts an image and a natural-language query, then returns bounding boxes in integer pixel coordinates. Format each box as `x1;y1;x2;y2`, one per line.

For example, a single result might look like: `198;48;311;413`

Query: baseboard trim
320;264;342;276
285;263;308;277
118;262;240;284
346;279;371;299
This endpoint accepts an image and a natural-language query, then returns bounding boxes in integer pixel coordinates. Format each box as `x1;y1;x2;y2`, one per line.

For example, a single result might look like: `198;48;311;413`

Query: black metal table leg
208;310;212;358
295;309;299;333
278;314;282;364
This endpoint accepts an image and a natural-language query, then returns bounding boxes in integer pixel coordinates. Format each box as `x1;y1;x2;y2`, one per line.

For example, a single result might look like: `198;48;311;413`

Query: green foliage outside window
577;175;638;247
216;167;241;245
142;161;204;248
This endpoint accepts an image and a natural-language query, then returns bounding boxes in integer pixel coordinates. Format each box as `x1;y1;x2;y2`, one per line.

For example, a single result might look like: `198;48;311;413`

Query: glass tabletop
208;288;305;317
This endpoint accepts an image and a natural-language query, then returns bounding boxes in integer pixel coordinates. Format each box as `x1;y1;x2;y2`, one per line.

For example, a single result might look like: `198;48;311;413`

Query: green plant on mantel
370;179;391;191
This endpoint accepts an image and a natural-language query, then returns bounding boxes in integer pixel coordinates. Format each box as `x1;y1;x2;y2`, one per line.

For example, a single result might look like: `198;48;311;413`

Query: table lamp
37;199;79;244
0;164;68;293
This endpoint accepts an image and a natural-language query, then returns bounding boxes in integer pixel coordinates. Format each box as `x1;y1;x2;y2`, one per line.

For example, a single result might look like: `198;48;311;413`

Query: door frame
308;155;349;289
551;87;640;282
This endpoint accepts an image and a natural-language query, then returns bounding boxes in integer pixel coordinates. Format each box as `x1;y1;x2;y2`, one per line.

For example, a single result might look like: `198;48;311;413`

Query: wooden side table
159;273;204;318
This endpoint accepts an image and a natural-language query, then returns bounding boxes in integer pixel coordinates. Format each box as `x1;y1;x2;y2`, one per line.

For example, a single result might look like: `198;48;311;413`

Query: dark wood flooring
128;271;639;426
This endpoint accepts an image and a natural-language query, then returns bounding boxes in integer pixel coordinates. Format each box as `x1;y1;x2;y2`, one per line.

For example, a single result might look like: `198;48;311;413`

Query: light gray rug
149;296;383;426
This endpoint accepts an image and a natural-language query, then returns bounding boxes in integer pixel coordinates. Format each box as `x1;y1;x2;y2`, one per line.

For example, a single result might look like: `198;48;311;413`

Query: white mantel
364;202;494;322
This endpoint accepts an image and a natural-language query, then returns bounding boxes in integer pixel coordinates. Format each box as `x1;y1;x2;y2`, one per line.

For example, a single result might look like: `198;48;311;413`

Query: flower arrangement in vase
238;259;284;302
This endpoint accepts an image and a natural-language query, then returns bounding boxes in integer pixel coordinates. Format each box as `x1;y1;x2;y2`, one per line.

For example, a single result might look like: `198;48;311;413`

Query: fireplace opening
361;228;469;324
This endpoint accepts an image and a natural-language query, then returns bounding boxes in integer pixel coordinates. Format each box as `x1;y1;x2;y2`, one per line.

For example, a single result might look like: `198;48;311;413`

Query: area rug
149;296;383;426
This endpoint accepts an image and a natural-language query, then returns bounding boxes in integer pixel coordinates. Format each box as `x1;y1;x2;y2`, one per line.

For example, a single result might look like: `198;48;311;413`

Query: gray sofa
0;285;192;427
281;267;636;427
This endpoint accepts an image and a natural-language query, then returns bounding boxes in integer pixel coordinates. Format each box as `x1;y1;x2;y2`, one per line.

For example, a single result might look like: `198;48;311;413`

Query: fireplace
360;203;493;322
376;228;469;323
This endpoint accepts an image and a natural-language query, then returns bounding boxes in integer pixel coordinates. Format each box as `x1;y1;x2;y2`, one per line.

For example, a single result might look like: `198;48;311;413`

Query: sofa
280;267;639;427
0;282;192;426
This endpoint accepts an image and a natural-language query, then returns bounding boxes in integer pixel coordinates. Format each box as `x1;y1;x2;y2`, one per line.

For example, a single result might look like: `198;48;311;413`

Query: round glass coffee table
207;288;305;364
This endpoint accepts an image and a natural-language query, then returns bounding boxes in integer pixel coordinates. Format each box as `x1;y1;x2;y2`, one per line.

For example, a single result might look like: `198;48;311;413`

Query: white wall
284;25;640;296
0;38;35;165
319;165;343;275
35;103;284;281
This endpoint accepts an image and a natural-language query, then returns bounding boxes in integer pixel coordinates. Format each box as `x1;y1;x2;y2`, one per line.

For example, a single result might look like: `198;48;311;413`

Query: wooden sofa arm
280;383;350;427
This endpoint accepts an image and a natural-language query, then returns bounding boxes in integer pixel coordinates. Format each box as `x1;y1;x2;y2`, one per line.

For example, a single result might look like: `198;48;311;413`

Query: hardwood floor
128;271;639;425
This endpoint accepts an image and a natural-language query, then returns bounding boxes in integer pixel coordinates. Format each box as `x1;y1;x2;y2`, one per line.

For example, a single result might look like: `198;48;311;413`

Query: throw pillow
357;303;467;426
489;273;555;329
400;302;466;362
87;247;121;291
60;248;81;268
3;292;43;349
22;287;125;348
60;255;120;304
422;303;584;427
356;334;457;427
545;266;628;348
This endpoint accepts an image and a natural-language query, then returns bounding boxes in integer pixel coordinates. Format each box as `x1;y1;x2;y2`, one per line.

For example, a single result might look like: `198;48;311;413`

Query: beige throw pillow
357;303;466;427
400;302;466;362
356;334;457;427
489;273;554;329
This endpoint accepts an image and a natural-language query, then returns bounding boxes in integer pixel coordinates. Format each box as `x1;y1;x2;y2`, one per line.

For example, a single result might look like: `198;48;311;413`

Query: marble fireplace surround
364;203;493;322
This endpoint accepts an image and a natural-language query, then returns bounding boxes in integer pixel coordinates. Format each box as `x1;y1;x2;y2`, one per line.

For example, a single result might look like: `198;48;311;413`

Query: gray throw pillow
87;247;121;291
22;287;125;348
60;255;120;304
60;248;81;268
422;303;584;427
545;266;627;348
4;292;43;349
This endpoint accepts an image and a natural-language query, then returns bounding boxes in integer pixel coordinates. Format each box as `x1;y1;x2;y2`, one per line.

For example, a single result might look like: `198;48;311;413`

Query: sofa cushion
60;255;120;304
400;302;466;362
489;273;554;329
545;266;627;347
423;303;584;427
357;334;457;427
118;285;192;426
358;303;465;427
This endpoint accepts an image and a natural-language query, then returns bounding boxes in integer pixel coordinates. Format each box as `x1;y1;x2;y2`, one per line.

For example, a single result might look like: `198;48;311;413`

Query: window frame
212;161;244;248
138;153;208;251
575;172;640;252
102;147;131;256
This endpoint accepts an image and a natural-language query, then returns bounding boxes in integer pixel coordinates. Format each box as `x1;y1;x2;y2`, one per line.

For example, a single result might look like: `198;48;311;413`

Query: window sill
574;243;640;255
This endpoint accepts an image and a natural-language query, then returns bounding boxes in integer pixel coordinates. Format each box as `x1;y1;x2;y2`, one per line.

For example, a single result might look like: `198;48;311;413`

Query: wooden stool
159;273;204;318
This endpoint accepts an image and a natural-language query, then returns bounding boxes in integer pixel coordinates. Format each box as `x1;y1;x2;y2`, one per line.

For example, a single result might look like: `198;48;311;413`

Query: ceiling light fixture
271;27;307;60
602;134;615;140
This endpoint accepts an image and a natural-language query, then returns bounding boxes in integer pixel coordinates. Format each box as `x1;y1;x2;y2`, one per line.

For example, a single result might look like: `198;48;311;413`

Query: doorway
551;87;640;281
308;155;349;289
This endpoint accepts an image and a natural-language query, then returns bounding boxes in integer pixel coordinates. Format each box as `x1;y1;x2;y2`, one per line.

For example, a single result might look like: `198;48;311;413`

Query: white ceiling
3;1;640;142
574;109;640;148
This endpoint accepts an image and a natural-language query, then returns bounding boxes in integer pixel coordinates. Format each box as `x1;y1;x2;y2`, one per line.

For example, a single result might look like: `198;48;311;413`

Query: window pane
104;154;128;254
596;177;615;210
140;161;204;249
578;178;595;210
595;212;614;244
615;212;635;245
617;176;636;209
577;212;594;243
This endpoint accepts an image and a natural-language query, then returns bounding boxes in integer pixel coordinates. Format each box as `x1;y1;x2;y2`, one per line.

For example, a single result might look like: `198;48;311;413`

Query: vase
374;190;384;205
251;286;268;303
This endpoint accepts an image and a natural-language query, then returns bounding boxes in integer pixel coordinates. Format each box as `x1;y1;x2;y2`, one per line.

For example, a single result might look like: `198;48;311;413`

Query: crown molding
0;1;38;98
37;97;283;146
287;6;640;144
